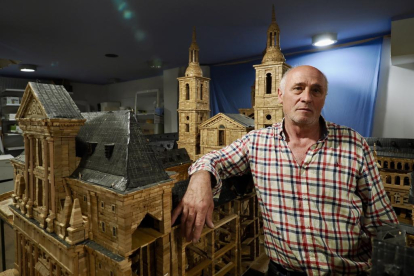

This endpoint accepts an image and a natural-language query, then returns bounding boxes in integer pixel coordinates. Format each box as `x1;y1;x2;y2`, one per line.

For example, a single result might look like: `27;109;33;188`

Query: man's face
278;66;327;127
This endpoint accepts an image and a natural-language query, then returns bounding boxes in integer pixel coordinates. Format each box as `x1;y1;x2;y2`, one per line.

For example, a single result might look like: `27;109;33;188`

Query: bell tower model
254;6;291;129
177;27;210;160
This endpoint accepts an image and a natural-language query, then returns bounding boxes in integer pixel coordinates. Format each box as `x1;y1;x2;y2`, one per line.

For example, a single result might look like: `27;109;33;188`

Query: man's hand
171;171;215;243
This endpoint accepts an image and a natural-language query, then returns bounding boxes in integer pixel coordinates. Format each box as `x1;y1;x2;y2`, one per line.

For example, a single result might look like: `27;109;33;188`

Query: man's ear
278;88;283;104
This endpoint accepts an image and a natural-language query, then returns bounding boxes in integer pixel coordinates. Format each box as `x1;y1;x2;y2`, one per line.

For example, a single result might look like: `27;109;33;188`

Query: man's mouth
297;108;312;112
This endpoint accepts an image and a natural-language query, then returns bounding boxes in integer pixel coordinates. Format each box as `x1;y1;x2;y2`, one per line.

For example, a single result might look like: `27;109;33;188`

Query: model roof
71;111;169;192
25;82;83;119
200;113;255;129
224;113;255;128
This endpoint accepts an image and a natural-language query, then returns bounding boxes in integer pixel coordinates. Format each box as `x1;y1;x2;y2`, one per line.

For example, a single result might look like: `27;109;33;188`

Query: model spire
262;5;285;64
185;26;203;77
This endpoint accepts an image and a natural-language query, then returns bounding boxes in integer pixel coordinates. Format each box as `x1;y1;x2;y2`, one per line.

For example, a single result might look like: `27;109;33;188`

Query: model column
21;135;30;214
25;135;34;218
40;137;49;228
46;137;56;233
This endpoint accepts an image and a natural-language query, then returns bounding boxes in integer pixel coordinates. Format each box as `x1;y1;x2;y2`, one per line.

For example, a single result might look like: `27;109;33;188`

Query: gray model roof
224;113;255;128
71;111;169;193
365;137;414;159
156;148;191;169
28;82;83;119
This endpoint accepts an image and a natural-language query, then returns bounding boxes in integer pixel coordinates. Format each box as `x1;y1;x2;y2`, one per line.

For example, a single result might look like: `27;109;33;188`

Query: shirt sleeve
188;133;251;196
356;138;399;237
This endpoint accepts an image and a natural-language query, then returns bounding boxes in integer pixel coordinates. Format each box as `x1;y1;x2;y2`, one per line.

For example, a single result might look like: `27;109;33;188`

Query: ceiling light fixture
19;64;37;72
312;33;337;47
147;59;164;69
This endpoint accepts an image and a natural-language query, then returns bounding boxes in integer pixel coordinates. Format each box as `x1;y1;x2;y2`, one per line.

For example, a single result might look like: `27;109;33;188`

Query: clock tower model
177;27;210;160
254;6;291;129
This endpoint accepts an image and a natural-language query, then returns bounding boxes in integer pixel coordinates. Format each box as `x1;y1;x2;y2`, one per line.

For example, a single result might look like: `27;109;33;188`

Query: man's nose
300;88;312;102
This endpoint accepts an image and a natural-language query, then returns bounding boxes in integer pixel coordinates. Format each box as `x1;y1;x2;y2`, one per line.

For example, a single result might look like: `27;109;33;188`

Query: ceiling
1;0;413;85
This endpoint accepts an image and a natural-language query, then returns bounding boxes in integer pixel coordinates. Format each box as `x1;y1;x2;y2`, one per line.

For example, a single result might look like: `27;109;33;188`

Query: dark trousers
267;261;307;276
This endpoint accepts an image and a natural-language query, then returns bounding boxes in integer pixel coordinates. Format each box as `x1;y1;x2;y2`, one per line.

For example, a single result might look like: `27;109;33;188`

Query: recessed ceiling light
105;54;119;58
312;33;338;47
19;64;37;72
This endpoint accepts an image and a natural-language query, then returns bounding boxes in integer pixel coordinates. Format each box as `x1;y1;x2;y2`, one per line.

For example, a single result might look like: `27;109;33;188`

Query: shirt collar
277;116;329;141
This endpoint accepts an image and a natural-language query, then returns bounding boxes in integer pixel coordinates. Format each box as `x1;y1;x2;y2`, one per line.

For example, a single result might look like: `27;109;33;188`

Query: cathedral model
9;82;175;276
178;6;290;161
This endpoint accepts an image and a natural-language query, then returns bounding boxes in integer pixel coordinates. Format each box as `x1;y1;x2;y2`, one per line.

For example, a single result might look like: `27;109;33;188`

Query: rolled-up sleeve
188;133;252;196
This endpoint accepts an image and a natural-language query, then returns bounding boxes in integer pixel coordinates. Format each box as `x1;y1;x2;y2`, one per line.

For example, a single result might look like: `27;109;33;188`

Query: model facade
10;82;174;276
367;138;414;225
199;113;254;156
177;27;211;161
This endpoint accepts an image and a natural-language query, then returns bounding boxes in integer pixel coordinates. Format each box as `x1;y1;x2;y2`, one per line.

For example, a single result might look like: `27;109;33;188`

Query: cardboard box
0;154;14;181
1;97;19;105
5;114;16;120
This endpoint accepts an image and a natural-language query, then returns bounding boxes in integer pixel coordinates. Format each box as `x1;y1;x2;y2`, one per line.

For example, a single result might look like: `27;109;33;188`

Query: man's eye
312;89;323;95
294;87;302;90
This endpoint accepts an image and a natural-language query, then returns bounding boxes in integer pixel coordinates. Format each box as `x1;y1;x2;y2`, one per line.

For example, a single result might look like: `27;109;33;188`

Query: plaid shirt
189;118;398;275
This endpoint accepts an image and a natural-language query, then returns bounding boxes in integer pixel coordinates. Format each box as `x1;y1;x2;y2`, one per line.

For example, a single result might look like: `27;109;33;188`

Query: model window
219;130;225;146
200;84;203;100
395;176;400;185
112;226;117;237
185;124;189;132
111;204;116;212
101;222;105;232
385;175;391;184
186;84;190;100
83;195;87;202
101;201;105;209
404;177;410;186
266;73;272;94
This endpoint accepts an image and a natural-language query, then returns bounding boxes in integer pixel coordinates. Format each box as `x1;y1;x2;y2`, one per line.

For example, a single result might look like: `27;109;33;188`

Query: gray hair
279;66;329;95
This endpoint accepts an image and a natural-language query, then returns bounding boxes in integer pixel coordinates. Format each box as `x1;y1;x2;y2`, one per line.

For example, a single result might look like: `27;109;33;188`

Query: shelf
1;103;20;107
6;146;24;151
136;113;155;116
0;88;25;95
4;133;22;137
1;119;17;122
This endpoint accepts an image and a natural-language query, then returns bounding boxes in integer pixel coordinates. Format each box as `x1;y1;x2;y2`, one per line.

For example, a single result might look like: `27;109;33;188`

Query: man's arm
171;171;215;243
171;133;252;243
357;139;398;236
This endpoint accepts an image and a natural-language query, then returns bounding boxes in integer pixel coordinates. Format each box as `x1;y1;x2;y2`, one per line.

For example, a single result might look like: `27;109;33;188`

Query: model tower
253;6;291;129
177;27;210;160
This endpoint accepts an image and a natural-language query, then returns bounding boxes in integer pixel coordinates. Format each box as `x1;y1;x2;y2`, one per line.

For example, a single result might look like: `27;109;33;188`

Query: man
171;65;398;275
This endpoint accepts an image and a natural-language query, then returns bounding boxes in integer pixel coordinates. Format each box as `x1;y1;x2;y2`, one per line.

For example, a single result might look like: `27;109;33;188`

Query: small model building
366;137;414;225
253;5;291;129
10;82;175;276
177;27;211;161
198;113;254;157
